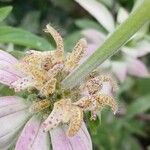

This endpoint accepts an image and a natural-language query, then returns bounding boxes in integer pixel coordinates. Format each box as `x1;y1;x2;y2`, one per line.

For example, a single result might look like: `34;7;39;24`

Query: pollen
47;63;64;79
44;24;64;63
67;105;83;136
29;99;51;113
65;38;87;71
94;94;118;114
40;78;57;97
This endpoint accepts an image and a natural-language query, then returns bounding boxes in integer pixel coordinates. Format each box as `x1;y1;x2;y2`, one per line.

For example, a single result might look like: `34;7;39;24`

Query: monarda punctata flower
0;24;118;150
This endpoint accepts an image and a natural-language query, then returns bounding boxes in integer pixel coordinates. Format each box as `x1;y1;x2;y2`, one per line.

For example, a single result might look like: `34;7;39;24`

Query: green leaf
10;50;24;59
20;11;40;34
64;31;82;52
62;0;150;89
0;6;12;22
126;95;150;118
137;78;150;95
0;84;15;96
86;112;100;135
75;18;106;33
0;26;53;51
124;120;146;136
121;134;142;150
118;77;134;94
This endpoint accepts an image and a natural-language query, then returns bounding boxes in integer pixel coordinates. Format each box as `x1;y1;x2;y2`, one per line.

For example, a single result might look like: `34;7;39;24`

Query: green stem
62;0;150;89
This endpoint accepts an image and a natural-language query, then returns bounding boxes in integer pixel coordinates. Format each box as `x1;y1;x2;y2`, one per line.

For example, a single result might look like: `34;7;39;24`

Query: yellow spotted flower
0;24;118;150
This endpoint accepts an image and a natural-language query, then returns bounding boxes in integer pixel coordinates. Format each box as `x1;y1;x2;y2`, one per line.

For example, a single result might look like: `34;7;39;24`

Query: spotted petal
42;99;72;132
11;76;35;92
15;116;50;150
50;123;92;150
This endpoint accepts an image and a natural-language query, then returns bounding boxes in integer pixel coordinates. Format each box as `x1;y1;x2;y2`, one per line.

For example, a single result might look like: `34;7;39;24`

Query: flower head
0;24;118;149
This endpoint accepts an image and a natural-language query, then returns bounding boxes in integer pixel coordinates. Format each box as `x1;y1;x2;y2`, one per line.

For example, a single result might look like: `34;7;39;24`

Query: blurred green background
0;0;150;150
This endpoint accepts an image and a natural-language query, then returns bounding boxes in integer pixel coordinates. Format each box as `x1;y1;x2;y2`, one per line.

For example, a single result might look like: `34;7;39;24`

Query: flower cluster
0;24;118;150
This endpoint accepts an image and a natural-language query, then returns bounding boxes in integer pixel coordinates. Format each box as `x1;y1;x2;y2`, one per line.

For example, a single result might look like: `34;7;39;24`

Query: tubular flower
0;24;118;150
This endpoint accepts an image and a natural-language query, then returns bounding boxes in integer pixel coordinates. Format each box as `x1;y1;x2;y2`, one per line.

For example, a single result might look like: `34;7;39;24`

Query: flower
0;24;118;150
76;0;150;82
